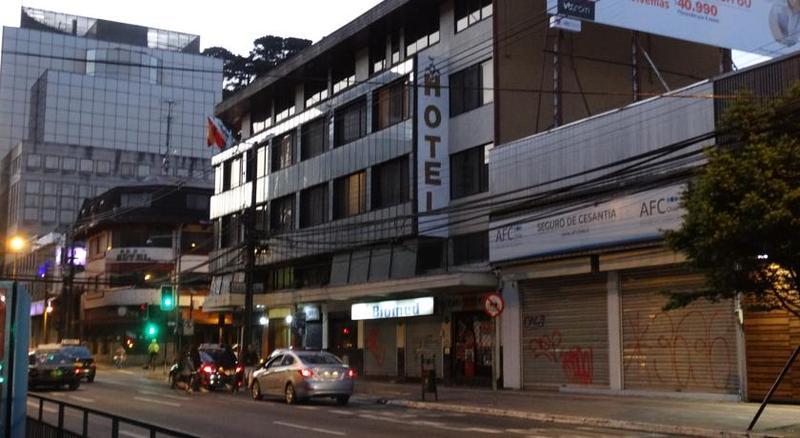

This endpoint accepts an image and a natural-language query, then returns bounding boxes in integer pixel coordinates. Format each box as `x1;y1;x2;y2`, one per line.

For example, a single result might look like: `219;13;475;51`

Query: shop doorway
451;311;493;384
329;314;362;374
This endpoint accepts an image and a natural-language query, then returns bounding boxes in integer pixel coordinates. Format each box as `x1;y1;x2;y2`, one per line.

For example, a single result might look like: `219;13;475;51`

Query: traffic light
145;322;159;339
160;285;175;311
0;362;5;384
140;303;149;319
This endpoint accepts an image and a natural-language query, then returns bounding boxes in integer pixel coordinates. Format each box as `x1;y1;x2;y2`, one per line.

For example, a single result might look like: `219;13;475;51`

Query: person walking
147;339;160;370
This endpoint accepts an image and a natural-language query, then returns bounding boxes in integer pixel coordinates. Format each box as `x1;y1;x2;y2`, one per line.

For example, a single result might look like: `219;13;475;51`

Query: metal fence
27;393;198;438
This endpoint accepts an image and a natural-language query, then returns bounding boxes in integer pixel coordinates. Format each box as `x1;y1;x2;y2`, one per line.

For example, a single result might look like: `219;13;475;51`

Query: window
271;131;295;172
186;193;209;211
62;157;76;172
251;105;272;134
275;93;296;123
301;117;329;160
222;160;232;191
44;155;59;170
304;80;329;109
334;171;367;219
26;180;40;194
95;160;111;175
120;163;134;177
334;98;367;147
406;7;440;56
270;194;295;233
332;59;356;94
451;144;491;199
300;184;329;228
450;59;493;117
120;193;151;208
230;157;242;187
455;0;493;33
452;231;489;265
373;78;411;131
79;159;93;174
372;156;409;209
417;238;446;272
26;154;42;169
370;37;387;75
269;267;294;290
391;32;401;65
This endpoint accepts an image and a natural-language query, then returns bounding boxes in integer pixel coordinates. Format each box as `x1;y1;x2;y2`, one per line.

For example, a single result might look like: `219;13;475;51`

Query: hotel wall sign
351;297;435;321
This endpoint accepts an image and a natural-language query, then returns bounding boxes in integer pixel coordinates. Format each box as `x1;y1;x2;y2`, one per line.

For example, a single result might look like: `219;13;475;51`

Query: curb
385;399;779;438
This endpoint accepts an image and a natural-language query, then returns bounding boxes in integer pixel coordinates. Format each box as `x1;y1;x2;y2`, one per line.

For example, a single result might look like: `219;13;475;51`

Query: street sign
182;320;194;336
482;293;505;318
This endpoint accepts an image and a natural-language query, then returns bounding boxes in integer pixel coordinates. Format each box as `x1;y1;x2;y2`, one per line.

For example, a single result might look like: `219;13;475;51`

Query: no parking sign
482;292;505;318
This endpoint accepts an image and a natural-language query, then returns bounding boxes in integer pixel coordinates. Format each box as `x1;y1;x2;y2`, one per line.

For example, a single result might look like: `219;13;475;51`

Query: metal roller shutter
744;309;800;402
364;320;397;377
621;267;739;394
405;317;443;378
521;274;609;389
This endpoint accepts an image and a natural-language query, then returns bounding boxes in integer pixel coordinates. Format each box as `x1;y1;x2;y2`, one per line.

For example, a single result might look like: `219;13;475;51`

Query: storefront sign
490;185;685;262
548;0;800;57
108;247;172;263
303;305;321;322
417;59;450;237
351;297;435;321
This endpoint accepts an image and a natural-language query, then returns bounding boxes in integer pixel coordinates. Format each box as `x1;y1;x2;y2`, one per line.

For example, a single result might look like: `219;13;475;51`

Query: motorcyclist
113;345;126;368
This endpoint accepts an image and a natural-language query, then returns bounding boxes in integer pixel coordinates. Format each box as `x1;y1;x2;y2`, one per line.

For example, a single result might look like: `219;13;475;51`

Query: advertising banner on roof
549;0;800;57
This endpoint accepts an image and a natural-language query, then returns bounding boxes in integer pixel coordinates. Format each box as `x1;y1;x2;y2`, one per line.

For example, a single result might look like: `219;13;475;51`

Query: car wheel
251;381;262;401
68;381;80;391
284;383;296;405
335;395;350;406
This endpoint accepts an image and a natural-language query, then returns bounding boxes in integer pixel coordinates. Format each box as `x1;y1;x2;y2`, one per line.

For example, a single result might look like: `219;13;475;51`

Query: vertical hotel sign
417;59;449;237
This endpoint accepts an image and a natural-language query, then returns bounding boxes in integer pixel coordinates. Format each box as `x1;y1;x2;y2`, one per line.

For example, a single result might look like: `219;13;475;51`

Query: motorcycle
168;362;198;392
112;354;126;369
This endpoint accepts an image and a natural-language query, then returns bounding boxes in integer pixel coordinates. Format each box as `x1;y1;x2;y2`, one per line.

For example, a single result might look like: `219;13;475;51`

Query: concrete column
501;280;521;389
607;271;623;391
357;320;365;349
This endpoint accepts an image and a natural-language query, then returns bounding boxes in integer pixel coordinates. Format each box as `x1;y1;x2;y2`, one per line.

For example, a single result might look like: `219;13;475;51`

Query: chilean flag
206;116;233;150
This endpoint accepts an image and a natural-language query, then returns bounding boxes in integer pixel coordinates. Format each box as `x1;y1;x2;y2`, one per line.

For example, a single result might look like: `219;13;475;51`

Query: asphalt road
27;368;676;438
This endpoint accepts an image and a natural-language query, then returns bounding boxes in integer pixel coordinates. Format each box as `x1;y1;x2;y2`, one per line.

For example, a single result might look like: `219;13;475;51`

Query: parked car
250;350;355;405
195;344;244;392
28;348;81;390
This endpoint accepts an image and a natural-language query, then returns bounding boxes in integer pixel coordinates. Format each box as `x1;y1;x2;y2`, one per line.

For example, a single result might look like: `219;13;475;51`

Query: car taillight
202;365;214;374
347;369;356;379
235;366;243;374
300;368;314;378
74;368;81;375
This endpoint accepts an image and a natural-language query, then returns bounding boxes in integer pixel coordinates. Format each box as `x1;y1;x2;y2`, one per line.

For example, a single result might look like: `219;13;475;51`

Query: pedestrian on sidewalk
147;339;160;370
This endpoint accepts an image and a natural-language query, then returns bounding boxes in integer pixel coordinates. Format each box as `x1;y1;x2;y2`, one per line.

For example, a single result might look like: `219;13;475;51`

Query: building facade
491;54;800;401
0;7;222;241
206;0;725;386
72;181;217;362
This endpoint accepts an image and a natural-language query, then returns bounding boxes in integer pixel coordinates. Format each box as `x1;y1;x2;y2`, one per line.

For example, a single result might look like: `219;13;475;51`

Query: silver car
250;350;355;405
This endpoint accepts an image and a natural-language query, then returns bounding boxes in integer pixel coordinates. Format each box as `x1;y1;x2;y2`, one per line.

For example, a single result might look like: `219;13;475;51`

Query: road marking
68;395;95;403
132;396;181;407
26;401;58;413
116;370;136;375
296;405;319;410
329;409;354;415
47;392;65;397
273;421;346;436
138;390;189;401
119;431;147;438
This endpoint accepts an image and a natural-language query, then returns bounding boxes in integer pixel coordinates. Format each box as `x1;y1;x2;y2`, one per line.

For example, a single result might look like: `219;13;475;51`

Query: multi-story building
490;46;800;401
72;180;217;361
0;7;222;244
206;0;725;385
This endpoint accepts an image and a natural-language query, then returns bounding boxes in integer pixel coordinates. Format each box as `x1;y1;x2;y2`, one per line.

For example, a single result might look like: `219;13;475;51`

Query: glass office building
0;7;222;237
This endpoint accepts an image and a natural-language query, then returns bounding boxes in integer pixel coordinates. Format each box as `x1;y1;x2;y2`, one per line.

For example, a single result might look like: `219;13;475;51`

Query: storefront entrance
451;311;493;384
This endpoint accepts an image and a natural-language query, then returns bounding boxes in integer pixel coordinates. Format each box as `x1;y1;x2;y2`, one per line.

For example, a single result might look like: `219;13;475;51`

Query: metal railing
27;393;198;438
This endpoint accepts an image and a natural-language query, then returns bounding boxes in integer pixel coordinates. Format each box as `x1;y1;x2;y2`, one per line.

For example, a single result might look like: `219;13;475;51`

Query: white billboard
490;185;685;263
549;0;800;57
416;59;450;238
351;297;435;321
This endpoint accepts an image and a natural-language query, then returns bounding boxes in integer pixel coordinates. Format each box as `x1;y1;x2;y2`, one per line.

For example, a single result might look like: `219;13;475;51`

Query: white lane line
47;392;65;397
138;390;189;401
461;427;504;434
27;400;58;413
296;405;319;410
132;396;181;407
329;409;354;416
119;431;147;438
68;395;95;403
273;421;346;436
116;370;135;375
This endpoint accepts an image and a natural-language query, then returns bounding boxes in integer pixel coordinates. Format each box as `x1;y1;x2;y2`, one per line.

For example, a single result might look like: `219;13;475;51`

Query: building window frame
450;143;491;199
449;58;493;117
333;170;367;220
455;0;493;33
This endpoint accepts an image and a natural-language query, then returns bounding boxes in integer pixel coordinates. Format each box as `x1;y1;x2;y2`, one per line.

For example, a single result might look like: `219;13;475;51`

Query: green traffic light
0;376;5;384
146;322;158;338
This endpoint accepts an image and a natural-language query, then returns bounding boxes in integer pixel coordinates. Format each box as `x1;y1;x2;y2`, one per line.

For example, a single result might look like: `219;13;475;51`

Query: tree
665;84;800;319
202;35;312;97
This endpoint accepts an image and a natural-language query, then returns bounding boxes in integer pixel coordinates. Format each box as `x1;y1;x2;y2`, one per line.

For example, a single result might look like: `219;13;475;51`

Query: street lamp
6;235;27;278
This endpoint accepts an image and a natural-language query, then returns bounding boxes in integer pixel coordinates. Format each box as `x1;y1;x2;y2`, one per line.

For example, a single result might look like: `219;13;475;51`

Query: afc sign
417;61;450;237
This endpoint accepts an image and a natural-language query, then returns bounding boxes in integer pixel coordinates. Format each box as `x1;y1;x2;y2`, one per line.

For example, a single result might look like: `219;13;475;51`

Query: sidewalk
354;380;800;437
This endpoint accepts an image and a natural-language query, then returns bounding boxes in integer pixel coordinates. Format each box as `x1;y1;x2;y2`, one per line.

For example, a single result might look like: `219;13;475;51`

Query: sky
0;0;384;56
0;1;772;71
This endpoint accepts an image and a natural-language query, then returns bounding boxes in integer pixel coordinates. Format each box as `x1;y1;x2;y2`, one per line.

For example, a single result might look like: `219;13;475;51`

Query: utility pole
163;100;176;176
61;231;76;339
174;224;183;356
242;148;257;364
